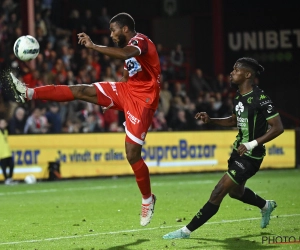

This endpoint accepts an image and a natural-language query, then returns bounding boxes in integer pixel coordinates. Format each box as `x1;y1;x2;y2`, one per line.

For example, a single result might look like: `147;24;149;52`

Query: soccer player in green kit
163;57;284;239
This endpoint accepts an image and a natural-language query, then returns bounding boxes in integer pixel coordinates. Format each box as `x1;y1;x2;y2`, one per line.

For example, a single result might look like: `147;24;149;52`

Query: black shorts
227;150;263;185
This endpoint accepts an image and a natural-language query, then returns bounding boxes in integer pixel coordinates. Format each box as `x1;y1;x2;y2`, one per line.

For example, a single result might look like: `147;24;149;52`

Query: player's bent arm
210;114;237;127
256;115;284;146
90;45;140;60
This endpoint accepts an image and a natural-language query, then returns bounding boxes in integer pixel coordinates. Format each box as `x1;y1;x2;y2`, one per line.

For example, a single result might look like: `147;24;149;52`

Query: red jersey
124;33;161;109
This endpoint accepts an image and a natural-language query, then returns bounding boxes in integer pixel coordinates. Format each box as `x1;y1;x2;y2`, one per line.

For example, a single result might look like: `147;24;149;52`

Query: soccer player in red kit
8;12;160;226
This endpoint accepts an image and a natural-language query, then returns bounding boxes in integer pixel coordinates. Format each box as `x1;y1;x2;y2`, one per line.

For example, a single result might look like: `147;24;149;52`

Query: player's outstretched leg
261;200;277;228
7;72;102;104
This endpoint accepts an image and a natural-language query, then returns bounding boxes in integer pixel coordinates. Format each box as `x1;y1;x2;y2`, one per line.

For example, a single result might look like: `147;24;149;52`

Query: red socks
32;85;74;101
131;158;151;199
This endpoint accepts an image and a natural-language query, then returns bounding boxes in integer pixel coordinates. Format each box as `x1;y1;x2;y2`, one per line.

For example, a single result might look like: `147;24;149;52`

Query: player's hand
195;112;211;123
238;140;258;156
237;144;248;156
77;32;94;49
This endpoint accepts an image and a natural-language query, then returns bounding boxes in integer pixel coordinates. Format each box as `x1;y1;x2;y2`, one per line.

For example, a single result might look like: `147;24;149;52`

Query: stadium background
0;0;299;180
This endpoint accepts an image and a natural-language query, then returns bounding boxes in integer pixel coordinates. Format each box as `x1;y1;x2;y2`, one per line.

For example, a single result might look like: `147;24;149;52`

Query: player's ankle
142;195;153;204
182;226;191;234
261;200;269;210
26;88;34;100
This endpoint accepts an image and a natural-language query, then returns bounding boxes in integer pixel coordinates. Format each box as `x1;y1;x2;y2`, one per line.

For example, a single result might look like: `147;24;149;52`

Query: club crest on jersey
235;101;244;116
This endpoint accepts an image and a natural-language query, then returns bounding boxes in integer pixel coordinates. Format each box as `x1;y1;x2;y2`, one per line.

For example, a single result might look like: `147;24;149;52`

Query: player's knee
70;85;94;99
126;151;140;165
210;184;226;201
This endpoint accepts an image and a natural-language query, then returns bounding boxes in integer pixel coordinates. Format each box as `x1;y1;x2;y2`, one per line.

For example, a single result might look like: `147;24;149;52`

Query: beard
117;34;127;48
230;80;239;90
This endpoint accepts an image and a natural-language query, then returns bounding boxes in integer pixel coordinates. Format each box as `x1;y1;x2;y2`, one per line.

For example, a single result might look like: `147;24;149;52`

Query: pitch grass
0;169;300;250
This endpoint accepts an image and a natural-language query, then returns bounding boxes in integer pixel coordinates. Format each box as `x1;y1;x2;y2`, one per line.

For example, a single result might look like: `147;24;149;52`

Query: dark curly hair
110;13;135;32
236;57;264;75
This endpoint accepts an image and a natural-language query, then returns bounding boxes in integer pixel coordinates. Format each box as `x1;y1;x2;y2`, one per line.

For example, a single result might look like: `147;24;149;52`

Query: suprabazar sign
6;130;295;180
142;139;217;167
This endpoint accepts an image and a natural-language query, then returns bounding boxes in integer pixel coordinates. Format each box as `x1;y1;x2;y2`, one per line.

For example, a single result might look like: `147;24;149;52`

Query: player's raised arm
77;32;139;60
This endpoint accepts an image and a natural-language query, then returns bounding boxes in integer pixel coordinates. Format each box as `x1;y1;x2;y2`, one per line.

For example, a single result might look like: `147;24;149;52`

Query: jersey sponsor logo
126;110;141;125
125;57;142;77
267;104;274;113
234;160;245;169
259;94;267;100
235;101;244;116
237;117;248;127
260;100;271;106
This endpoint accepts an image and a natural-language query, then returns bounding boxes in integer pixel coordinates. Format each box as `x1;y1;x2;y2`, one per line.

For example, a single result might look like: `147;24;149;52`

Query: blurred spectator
68;9;81;31
189;68;212;100
159;81;173;116
8;106;26;134
101;66;116;82
108;121;124;132
45;102;62;133
172;81;186;101
24;107;48;134
82;9;95;33
170;109;189;131
23;69;43;88
65;70;77;85
92;104;105;130
156;43;169;80
42;8;56;44
169;43;185;79
63;117;81;133
0;117;16;185
218;96;234;118
151;111;168;131
86;54;101;80
97;7;110;31
52;59;67;84
166;96;185;126
41;0;52;10
80;112;104;133
211;73;228;97
103;109;119;131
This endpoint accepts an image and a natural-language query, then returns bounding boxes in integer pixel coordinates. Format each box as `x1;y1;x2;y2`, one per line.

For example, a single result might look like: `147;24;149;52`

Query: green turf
0;169;300;250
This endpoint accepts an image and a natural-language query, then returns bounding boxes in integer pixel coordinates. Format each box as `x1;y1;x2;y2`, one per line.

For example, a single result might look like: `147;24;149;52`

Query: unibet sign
228;29;300;51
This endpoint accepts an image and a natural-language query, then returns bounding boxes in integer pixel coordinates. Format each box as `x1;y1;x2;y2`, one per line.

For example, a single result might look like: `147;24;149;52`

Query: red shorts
93;82;156;145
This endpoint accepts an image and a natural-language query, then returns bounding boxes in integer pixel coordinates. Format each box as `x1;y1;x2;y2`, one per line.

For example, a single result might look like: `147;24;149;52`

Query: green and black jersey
232;85;279;159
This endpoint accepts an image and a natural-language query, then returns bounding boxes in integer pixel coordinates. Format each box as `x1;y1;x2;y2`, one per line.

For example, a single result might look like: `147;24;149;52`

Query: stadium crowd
0;0;236;134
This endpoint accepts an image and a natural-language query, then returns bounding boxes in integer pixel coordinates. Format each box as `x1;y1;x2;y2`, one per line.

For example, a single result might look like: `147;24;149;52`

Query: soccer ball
24;174;37;184
13;35;40;61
